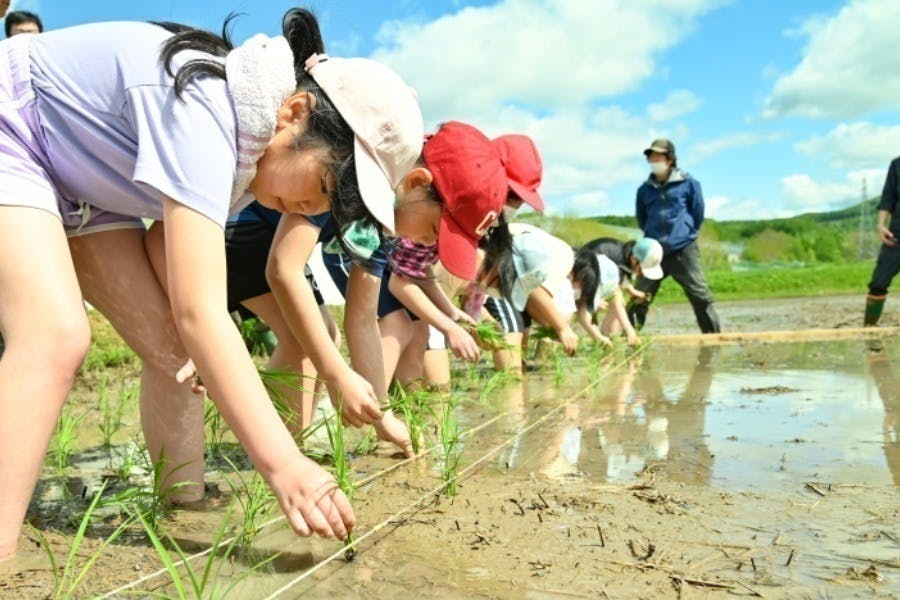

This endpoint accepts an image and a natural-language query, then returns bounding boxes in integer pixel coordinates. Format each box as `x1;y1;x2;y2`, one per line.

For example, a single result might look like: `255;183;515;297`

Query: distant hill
526;197;882;266
587;198;880;242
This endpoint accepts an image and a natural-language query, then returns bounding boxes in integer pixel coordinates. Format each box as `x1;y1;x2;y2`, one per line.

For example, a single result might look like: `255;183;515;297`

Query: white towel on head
225;34;297;208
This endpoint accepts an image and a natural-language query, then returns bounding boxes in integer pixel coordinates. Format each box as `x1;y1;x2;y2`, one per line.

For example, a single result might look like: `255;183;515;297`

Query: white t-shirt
26;22;239;227
508;222;574;295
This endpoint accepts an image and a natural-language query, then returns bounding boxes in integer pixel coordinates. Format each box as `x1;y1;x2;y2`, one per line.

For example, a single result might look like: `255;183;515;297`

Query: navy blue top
635;169;704;254
228;201;389;277
878;157;900;235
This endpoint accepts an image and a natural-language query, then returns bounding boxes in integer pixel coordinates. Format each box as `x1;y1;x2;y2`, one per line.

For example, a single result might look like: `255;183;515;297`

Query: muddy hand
328;369;382;428
268;454;355;540
374;411;414;458
175;359;206;395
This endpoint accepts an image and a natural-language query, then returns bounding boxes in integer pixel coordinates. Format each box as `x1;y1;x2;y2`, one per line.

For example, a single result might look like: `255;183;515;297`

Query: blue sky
10;0;900;220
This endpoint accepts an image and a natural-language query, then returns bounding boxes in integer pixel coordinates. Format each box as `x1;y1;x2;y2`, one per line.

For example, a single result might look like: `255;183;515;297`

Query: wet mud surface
1;296;899;598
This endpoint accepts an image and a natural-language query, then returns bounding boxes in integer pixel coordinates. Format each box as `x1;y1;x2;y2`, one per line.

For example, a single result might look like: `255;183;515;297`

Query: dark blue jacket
635;169;704;254
878;157;900;235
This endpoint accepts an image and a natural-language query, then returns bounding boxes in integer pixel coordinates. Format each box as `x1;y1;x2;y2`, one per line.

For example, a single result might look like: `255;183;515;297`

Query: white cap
632;237;663;280
305;54;424;234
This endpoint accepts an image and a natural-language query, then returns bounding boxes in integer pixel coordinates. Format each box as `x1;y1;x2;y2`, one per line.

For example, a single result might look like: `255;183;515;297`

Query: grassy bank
653;260;875;305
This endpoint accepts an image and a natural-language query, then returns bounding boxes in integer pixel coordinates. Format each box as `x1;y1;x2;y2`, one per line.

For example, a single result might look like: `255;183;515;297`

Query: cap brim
437;209;478;280
508;180;544;211
642;263;664;280
354;136;395;234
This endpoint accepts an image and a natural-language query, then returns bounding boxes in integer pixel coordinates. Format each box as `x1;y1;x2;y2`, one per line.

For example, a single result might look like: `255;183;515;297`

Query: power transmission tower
859;178;874;260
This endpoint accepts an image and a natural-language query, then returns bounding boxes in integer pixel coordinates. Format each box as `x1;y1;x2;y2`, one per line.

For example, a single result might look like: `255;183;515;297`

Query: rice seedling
386;385;435;455
551;346;567;387
133;501;279;599
48;406;88;476
221;456;275;548
30;481;134;600
98;376;135;447
322;408;357;560
476;370;516;408
258;366;318;442
439;397;463;497
100;451;191;536
204;400;228;457
352;427;378;455
114;441;145;484
460;320;511;351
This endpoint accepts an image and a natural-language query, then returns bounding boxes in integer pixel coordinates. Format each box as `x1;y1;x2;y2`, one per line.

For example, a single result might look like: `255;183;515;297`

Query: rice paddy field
1;300;899;598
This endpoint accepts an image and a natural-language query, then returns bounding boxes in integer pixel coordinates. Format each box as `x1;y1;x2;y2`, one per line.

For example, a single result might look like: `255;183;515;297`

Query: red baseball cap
424;121;507;280
492;134;544;210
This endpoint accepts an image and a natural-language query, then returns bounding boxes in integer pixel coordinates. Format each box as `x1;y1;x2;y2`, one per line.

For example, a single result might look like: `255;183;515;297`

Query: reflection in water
519;340;900;489
531;349;718;484
642;346;717;485
867;352;900;485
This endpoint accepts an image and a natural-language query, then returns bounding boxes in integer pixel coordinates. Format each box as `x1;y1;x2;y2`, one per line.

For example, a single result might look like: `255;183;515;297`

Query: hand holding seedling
558;326;579;356
452;307;477;326
445;322;480;362
267;453;355;540
175;359;206;395
327;368;382;427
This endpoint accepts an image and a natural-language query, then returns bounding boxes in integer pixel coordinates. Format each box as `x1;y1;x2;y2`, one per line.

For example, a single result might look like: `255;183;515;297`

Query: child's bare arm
525;286;578;355
163;198;353;540
267;214;381;427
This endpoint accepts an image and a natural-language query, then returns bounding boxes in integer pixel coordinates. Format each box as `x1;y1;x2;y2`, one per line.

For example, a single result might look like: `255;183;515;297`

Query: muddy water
198;340;900;598
497;339;900;490
3;336;899;598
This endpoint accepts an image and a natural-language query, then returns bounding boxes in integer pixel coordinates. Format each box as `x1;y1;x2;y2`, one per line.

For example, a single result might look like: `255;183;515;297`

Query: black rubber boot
865;294;886;327
691;301;721;334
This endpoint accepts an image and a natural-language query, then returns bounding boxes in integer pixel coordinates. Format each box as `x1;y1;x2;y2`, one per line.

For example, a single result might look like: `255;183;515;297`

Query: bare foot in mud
374;411;414;458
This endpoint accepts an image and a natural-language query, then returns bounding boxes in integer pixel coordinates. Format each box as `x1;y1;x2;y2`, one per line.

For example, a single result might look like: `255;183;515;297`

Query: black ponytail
479;215;517;297
155;9;382;266
571;247;600;310
154;15;237;98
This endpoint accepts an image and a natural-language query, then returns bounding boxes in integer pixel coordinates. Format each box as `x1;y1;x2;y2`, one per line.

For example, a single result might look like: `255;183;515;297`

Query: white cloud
370;0;723;214
374;0;721;119
689;131;787;163
763;0;900;119
705;195;771;220
555;190;612;217
779;168;885;213
794;121;900;170
647;90;701;122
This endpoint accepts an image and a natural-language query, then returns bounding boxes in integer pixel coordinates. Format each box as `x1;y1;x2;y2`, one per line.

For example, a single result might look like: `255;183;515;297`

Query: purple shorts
0;35;143;236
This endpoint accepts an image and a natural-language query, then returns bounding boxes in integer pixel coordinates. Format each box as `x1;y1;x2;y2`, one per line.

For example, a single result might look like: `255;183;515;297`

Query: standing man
864;156;900;326
4;10;42;37
630;138;720;333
